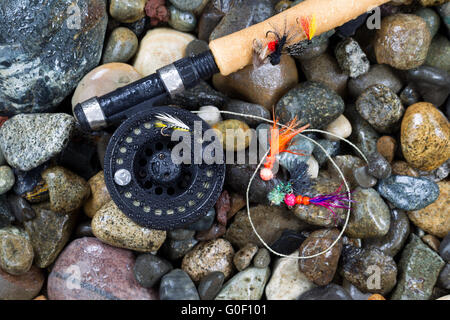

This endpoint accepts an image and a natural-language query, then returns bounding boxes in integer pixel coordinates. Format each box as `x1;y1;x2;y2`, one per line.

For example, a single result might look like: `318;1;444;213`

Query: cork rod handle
209;0;389;76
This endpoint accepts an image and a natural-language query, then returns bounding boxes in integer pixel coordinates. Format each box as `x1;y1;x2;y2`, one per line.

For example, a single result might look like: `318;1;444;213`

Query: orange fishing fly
260;114;310;181
298;14;317;41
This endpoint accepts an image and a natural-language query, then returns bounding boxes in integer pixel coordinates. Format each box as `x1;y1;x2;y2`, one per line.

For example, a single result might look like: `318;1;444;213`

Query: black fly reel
104;106;225;230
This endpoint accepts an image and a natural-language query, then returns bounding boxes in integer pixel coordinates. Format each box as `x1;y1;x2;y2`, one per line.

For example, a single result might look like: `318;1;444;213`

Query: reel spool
103;106;225;230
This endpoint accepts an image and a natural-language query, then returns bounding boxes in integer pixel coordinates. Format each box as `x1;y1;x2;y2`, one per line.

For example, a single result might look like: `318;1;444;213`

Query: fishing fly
154;113;190;136
285;14;318;56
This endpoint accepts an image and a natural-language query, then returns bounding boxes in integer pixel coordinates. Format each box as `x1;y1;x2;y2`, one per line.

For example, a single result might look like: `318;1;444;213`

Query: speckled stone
92;200;166;252
374;14;432;70
198;271;225;300
160;269;199;300
353;166;377;189
223;100;270;127
83;171;111;218
161;237;198;260
253;248;270;268
7;194;35;224
377;175;439;211
377;136;396;163
327;155;365;189
422;234;441;252
233;244;258;271
356;84;404;134
0;0;107;114
0;196;14;228
335;38;370;78
367;151;392;179
392;161;419;177
168;6;197;32
24;202;76;268
134;253;173;288
364;209;410;257
341;246;397;295
426;34;450;75
298;284;352;300
215;267;270;300
294;176;347;227
48;237;158;300
0;266;44;300
0;114;74;171
0;226;33;275
213;55;298;110
265;251;316;300
71;63;142;110
212;120;252;152
275;81;345;129
348;64;403;98
401;102;450;171
299;53;348;98
0;166;14;195
102;27;138;64
407;181;450;238
109;0;146;23
41;166;90;214
391;234;445;300
226;205;306;248
181;238;234;282
415;8;441;38
299;228;343;286
345;187;391;239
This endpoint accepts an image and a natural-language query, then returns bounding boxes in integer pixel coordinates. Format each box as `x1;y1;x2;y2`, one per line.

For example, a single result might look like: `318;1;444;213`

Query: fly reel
103;106;225;230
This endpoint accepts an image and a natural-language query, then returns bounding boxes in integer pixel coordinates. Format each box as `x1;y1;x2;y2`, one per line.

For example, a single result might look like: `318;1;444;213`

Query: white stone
324;115;352;141
197;106;222;126
306;156;319;179
215;267;270;300
265;252;316;300
133;28;195;76
437;295;450;300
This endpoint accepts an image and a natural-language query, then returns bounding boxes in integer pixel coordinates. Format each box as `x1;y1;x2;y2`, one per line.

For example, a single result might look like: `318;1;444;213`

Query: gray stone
391;234;445;300
298;284;352;300
327;155;365;189
0;195;15;228
134;254;173;288
400;84;421;107
198;271;225;300
275;81;345;129
437;263;450;290
160;269;200;300
0;266;44;300
405;66;450;107
415;8;441;38
0;0;107;114
313;139;340;167
215;267;270;300
367;151;392;179
223;100;270;127
185;208;216;231
101;27;138;64
288;30;334;61
170;0;206;12
335;38;370;78
168;6;197;32
342;279;372;300
253;248;271;268
0;166;14;195
185;40;209;56
353;165;377;188
278;135;314;175
437;3;450;36
162;238;198;261
0;114;75;171
425;34;450;73
167;229;196;241
377;175;440;211
439;232;450;262
364;209;410;257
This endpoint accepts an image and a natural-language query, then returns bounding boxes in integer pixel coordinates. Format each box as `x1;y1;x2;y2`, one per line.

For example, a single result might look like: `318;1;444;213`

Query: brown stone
228;192;245;219
47;237;158;300
298;228;343;286
181;238;234;282
83;171;111;218
0;266;44;300
213;119;252;152
377;136;397;163
212;55;298;110
233;244;258;271
401;102;450;171
391;161;419;177
408;181;450;238
421;234;440;252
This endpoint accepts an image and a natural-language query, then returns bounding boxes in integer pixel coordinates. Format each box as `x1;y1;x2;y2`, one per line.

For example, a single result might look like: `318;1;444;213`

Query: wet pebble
437;263;450;290
356;84;404;134
109;0;146;23
197;2;225;41
92;200;166;252
223;100;270;127
374;14;431;70
134;253;173;288
425;34;450;73
168;6;197;32
400;85;421;107
364;209;410;257
324;115;352;142
422;234;441;252
377;136;396;163
215;267;270;300
313;140;340;166
327;155;365;189
181;238;234;282
48;237;158;300
0;114;74;171
353;166;377;189
342;279;372;300
440;233;450;262
185;207;216;231
391;234;445;300
0;226;34;275
367;151;392;179
170;0;208;12
392;161;419;177
233;244;258;271
74;220;94;238
340;246;397;295
405;66;450;107
83;171;111;218
102;27;138;64
253;248;270;268
335;37;370;78
298;284;352;300
185;39;209;56
0;166;14;195
0;266;44;300
276;81;345;129
415;7;441;38
198;271;225;300
171;81;229;110
298;228;343;286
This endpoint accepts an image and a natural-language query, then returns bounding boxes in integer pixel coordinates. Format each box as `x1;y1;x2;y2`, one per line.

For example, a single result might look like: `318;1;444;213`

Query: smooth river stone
47;237;158;300
298;284;352;300
160;269;199;300
401;102;450;171
71;63;142;111
265;251;316;300
377;175;440;211
407;181;450;238
92;200;166;252
198;271;225;300
213;55;298;110
133;28;195;76
102;27;139;64
215;267;270;300
0;266;44;300
109;0;146;23
0;226;34;275
83;171;111;218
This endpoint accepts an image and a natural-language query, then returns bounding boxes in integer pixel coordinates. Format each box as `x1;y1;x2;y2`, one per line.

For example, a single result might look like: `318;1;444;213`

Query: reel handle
74;50;219;131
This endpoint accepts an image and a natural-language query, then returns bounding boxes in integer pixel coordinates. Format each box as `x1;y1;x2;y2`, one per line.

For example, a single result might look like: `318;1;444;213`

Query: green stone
425;34;450;73
168;6;197;32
